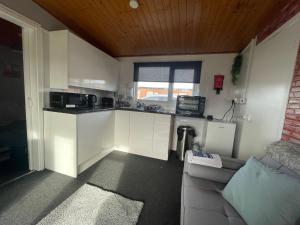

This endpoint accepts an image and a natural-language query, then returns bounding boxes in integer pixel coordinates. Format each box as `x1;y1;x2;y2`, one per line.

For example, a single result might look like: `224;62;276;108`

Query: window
134;61;201;102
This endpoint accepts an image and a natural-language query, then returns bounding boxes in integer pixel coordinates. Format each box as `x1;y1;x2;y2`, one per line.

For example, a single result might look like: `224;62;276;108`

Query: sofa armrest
184;154;245;184
221;157;245;170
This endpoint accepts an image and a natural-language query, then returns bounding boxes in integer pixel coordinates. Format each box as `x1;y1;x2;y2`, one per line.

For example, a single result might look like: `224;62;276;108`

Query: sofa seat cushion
182;173;246;225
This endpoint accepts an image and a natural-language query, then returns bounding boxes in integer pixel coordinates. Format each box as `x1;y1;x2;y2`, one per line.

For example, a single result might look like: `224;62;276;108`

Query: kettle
88;95;97;108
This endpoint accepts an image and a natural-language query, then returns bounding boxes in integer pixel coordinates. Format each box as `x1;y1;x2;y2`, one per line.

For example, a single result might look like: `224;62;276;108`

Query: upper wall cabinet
49;30;119;91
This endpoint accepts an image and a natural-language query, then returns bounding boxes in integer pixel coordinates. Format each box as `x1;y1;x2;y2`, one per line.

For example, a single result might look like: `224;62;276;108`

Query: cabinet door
77;111;114;165
68;32;119;91
153;114;171;160
49;30;69;89
114;110;130;151
129;112;154;157
44;111;77;177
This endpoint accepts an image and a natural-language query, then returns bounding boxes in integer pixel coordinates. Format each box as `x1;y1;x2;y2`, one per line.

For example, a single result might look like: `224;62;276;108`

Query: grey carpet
37;184;143;225
0;151;183;225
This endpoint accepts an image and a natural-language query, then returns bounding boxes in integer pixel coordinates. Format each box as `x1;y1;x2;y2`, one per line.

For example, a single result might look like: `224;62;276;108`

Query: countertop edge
43;107;206;119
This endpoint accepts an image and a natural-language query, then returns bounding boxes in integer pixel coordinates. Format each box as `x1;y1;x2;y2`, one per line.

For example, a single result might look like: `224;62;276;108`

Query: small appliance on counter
176;95;206;117
101;97;114;108
50;92;97;109
144;104;161;112
88;95;97;108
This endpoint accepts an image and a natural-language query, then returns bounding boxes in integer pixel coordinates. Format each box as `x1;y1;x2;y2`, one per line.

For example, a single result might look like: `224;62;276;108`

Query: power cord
222;100;235;121
230;102;235;122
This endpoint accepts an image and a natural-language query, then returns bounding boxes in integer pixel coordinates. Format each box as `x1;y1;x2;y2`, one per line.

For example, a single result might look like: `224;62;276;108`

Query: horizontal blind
134;61;201;83
134;66;170;82
173;69;195;83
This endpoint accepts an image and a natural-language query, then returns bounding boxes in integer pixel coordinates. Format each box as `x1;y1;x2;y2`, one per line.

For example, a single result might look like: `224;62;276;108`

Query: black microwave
176;96;206;117
50;92;97;109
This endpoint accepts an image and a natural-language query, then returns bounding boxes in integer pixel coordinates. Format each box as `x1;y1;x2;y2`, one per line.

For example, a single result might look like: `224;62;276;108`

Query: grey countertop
43;106;206;119
43;106;114;114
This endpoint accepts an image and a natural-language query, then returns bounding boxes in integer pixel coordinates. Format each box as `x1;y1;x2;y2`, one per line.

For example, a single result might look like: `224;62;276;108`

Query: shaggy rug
37;183;143;225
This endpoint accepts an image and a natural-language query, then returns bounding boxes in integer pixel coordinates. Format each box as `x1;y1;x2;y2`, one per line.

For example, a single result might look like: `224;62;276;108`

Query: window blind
134;61;201;83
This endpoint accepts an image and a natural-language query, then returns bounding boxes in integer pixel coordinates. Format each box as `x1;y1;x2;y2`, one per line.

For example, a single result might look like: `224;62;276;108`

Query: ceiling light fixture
129;0;139;9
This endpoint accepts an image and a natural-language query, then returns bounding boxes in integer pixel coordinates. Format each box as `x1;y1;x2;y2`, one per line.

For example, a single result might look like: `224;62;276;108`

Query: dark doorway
0;18;29;185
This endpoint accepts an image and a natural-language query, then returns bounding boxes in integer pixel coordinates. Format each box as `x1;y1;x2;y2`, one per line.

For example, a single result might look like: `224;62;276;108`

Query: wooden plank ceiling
33;0;281;57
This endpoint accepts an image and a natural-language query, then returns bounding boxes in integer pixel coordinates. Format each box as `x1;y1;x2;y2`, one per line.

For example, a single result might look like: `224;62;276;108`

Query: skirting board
114;146;168;161
78;148;114;174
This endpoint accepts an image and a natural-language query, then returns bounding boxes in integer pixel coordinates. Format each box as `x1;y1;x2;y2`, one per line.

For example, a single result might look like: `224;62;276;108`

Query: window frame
133;61;202;104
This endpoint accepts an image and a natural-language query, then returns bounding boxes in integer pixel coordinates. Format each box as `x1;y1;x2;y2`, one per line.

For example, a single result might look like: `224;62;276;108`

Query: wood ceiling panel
33;0;281;57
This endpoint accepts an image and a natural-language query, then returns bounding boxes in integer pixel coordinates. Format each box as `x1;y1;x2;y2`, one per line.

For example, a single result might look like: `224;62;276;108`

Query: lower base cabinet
44;110;172;177
44;110;115;177
115;110;172;160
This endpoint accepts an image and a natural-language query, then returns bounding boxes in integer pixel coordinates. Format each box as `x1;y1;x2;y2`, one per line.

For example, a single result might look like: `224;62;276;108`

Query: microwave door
178;103;199;110
178;99;200;105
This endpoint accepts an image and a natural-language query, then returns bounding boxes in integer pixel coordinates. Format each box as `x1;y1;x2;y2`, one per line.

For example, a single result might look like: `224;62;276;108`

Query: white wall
237;13;300;160
232;40;255;157
118;53;237;118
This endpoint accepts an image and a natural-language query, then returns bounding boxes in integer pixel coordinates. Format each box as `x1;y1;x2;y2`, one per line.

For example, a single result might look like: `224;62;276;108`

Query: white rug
37;184;143;225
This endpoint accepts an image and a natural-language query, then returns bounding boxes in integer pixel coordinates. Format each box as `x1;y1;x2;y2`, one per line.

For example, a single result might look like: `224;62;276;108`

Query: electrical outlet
233;97;247;104
239;98;247;104
243;114;251;121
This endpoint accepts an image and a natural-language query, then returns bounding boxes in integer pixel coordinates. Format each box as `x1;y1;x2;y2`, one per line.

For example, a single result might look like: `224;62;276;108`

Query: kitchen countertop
43;106;206;119
43;106;115;114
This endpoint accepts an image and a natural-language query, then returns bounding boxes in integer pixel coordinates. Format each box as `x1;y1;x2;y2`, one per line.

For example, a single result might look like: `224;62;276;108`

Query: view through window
137;82;194;101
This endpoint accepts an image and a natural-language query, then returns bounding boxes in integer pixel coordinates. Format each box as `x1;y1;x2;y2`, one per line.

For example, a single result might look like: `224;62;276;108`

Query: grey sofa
181;147;300;225
181;154;246;225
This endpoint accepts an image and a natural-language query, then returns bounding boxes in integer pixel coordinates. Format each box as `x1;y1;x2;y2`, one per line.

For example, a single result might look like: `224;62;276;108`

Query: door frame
0;4;45;170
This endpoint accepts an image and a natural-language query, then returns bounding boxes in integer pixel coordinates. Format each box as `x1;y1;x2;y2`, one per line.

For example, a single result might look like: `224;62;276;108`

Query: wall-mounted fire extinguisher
214;74;224;95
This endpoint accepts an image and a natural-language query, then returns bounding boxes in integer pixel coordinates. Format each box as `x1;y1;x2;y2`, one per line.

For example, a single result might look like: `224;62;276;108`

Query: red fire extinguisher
214;74;224;95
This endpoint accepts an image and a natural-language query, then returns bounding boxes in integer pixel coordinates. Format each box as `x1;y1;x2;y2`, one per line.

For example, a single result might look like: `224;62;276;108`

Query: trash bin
176;126;196;161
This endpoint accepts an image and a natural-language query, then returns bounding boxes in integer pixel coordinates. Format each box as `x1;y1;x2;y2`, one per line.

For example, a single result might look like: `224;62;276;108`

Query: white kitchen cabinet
44;111;77;177
129;112;154;158
49;30;119;91
152;114;172;160
77;111;115;172
114;110;171;160
114;110;130;151
49;30;69;89
204;121;236;157
44;110;115;178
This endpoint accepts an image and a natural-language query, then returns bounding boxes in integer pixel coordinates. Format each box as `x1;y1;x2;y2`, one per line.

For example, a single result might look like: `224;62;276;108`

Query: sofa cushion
184;151;244;184
182;173;246;225
222;157;300;225
186;162;236;184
